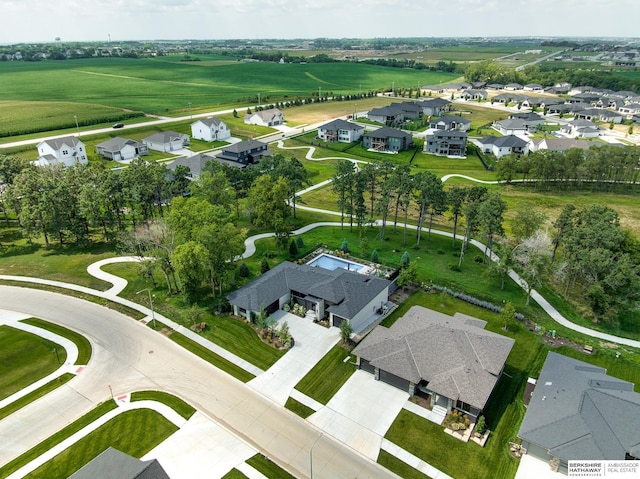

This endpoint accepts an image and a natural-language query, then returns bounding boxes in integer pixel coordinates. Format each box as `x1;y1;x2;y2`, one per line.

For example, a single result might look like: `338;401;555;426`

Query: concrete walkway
381;439;453;479
248;311;340;406
0;310;82;410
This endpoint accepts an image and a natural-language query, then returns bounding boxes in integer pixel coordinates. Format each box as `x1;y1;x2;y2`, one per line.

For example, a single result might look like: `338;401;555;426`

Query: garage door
359;358;375;375
379;369;410;391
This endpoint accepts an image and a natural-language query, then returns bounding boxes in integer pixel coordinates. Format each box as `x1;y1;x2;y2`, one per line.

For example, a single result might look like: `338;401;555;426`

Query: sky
2;0;640;44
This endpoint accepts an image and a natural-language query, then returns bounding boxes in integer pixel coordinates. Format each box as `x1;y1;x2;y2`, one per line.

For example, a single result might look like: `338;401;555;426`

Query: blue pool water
307;253;365;272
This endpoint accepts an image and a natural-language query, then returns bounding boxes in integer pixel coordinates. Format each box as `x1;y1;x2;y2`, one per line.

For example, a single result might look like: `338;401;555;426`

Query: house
492;93;526;105
142;131;189;152
69;447;170;479
518;352;640;473
166;152;214;178
367;106;405;125
575;108;623;124
553;82;572;94
390;102;423;119
244;108;285;127
487;83;505;90
424;130;467;157
504;83;524;91
214;139;271;167
508;112;545;126
546;103;587;115
523;83;544;91
429;116;471;132
190;117;231;141
227;261;391;334
493;118;535;136
460;89;488;101
619;103;640;117
471;135;530;158
529;138;594;153
35;136;87;168
95;137;148;162
352;306;514;420
416;98;452;116
561;119;602;138
317;119;364;143
362;127;413;152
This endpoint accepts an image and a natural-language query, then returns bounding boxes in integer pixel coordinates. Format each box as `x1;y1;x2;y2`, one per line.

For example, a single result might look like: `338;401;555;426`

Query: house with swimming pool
226;257;392;334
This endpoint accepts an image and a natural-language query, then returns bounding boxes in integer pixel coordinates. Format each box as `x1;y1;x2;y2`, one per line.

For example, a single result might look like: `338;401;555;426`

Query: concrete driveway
309;370;409;460
248;311;340;405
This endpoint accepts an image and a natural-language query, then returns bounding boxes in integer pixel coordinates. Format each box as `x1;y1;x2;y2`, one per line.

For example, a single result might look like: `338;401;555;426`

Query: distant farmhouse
519;352;640;473
317;119;364;143
191;117;231;141
214;139;271;167
353;306;514;421
96;137;148;162
35;136;87;168
142;131;190;152
244;108;285;127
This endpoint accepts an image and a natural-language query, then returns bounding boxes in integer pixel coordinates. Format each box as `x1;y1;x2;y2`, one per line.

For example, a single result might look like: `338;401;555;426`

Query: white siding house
35;136;87;168
244;108;285;127
190;117;231;141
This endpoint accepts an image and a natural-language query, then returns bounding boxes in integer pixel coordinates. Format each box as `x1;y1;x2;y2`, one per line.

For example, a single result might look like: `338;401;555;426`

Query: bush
289;240;299;257
260;259;270;274
401;251;410;269
476;415;486;434
340;238;349;253
371;249;379;263
448;264;461;272
474;255;484;263
238;263;250;277
296;236;304;249
430;284;525;320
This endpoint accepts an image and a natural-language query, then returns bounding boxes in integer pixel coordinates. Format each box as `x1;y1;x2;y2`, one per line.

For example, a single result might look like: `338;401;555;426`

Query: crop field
0;57;458;116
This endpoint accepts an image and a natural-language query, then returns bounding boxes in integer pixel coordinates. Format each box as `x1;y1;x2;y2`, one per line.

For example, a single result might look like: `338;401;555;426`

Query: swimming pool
306;253;366;273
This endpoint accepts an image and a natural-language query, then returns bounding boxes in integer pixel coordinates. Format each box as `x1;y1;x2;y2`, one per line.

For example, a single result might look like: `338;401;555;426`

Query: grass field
0;326;67;400
0;58;458;117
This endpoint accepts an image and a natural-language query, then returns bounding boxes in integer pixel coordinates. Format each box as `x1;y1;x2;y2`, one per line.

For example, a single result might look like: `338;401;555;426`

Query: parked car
112;123;124;129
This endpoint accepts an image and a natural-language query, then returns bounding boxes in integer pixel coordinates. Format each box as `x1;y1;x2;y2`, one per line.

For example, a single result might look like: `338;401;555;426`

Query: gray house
69;447;170;479
429;116;471;132
519;352;640;473
471;135;530;158
142;131;189;152
317;119;364;143
227;261;391;334
424;130;468;157
214;139;271;167
417;98;452;116
362;127;413;152
96;137;148;162
353;306;514;420
367;106;405;125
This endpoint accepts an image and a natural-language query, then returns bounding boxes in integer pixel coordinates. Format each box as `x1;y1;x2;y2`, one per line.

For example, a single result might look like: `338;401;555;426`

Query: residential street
0;286;396;479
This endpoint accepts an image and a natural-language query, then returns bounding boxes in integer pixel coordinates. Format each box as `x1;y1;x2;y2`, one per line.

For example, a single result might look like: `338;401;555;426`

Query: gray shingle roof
353;306;514;410
194;117;223;127
363;126;411;140
143;131;188;144
518;352;640;461
318;119;364;132
226;261;390;321
477;135;528;148
69;447;170;479
96;137;139;151
39;136;83;150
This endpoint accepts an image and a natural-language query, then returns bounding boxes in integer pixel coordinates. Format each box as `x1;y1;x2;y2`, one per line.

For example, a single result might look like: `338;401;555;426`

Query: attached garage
359;358;376;375
379;369;411;391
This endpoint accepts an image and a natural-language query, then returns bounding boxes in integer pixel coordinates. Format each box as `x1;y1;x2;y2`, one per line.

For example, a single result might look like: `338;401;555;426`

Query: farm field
0;57;459;116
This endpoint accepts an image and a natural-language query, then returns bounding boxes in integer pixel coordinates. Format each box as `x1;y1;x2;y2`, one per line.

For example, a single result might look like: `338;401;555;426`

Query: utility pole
257;93;260;106
188;102;192;119
136;288;156;329
73;115;79;134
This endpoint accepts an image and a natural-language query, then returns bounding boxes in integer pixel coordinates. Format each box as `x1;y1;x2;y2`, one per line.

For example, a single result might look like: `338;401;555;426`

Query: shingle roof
353;306;514;410
227;261;390;321
433;116;471;126
193;117;223;127
477;135;528;148
96;137;139;152
221;139;266;154
143;131;188;144
518;352;640;461
318;119;364;132
39;136;83;150
368;106;404;117
69;447;170;479
166;153;212;177
363;126;411;140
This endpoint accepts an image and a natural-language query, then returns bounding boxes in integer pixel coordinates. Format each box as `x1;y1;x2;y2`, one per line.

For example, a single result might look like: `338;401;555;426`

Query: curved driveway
0;287;394;479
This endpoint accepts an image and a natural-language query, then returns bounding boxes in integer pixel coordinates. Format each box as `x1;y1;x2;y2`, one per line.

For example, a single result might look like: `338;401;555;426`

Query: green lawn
0;326;67;400
246;453;297;479
130;390;196;420
0;400;117;478
0;374;74;422
25;409;177;479
377;449;432;479
221;469;248;479
284;397;315;419
294;344;355;405
23;318;92;364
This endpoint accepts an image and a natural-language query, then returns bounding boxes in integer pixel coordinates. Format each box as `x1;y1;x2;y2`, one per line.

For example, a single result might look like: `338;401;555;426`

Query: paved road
0;287;396;479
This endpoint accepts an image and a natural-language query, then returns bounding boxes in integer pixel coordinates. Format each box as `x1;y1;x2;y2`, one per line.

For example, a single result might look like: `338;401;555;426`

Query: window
455;399;471;412
62;150;68;155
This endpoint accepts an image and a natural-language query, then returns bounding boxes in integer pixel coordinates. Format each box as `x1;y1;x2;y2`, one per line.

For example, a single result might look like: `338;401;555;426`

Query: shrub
340;238;349;253
430;284;525;320
371;250;379;263
238;263;250;278
289;240;299;257
449;264;461;272
474;255;484;263
476;415;486;435
401;251;410;269
260;259;270;274
296;236;305;249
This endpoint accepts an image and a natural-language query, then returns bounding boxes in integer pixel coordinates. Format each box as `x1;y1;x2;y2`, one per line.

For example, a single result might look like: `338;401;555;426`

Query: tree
488;239;515;290
512;204;547;243
414;171;443;246
332;160;355;229
289;239;298;257
447;186;467;247
500;302;516;331
397;262;417;291
296;236;304;249
401;251;410;269
478;191;507;260
371;249;379;263
248;175;290;229
269;156;310;219
551;204;575;262
339;319;353;344
172;241;209;302
260;258;270;274
191;169;235;211
340;238;349;253
513;230;553;305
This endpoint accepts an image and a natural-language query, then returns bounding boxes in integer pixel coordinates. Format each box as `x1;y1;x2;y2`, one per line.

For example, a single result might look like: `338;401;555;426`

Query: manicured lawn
0;400;117;478
294;344;356;405
130;390;196;420
23;318;92;364
377;449;432;479
221;469;248;479
0;374;74;421
246;453;297;479
168;331;255;383
0;326;67;400
284;397;315;419
25;409;178;479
